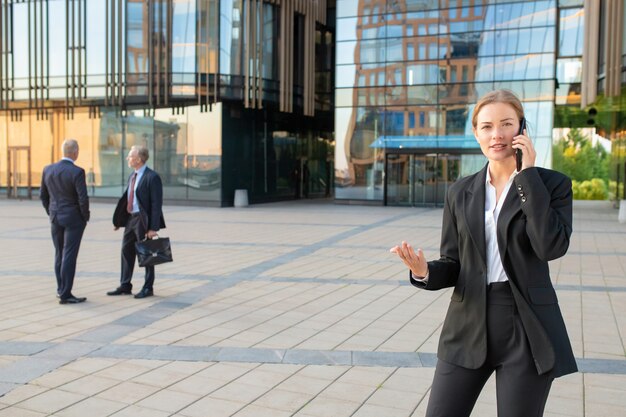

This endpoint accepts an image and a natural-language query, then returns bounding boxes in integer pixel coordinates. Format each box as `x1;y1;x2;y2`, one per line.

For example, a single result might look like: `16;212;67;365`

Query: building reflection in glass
335;0;558;205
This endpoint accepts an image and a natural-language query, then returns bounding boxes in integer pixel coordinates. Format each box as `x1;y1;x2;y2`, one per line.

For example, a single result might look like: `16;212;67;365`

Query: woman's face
473;102;521;163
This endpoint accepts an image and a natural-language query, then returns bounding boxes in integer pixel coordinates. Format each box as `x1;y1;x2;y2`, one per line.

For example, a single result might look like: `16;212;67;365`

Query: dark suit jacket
113;166;166;231
411;164;577;378
40;159;90;225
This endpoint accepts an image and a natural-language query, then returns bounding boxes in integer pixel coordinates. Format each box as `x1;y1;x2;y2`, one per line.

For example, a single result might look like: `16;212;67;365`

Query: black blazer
411;164;577;378
40;159;90;225
113;167;166;231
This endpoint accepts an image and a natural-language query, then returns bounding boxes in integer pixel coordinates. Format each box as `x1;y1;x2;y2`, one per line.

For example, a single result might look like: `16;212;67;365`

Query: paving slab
0;199;624;416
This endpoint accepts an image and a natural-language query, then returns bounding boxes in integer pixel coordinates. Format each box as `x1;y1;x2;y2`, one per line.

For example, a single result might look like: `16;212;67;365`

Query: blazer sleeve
40;169;50;214
411;186;461;290
148;173;164;231
514;168;572;261
75;168;90;222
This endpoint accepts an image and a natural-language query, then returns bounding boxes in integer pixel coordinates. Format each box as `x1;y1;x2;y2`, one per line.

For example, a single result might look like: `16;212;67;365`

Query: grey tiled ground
0;199;624;416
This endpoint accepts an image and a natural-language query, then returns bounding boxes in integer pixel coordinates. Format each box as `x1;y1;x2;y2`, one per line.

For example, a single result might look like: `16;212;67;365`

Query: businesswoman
390;89;577;417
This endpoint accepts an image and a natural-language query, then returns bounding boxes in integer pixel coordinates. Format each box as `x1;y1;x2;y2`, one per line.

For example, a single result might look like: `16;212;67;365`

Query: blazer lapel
463;164;487;268
496;180;522;259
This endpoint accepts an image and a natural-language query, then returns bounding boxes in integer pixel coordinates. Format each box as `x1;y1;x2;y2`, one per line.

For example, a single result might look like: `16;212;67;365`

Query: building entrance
7;146;32;199
385;153;460;207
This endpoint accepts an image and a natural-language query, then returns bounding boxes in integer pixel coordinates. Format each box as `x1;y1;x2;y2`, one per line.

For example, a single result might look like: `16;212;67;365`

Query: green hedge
572;178;608;200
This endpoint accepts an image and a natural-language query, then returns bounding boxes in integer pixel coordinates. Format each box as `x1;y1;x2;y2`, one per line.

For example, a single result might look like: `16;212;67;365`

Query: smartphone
515;117;526;171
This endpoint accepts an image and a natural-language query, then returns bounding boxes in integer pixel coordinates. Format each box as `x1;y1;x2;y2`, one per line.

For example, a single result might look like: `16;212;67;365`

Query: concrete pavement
0;198;624;416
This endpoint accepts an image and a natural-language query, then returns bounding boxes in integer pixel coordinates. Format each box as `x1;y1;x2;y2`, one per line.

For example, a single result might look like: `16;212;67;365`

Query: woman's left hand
513;129;536;170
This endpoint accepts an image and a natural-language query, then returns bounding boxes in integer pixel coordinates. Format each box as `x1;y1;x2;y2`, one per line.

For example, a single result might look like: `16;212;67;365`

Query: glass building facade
335;0;560;205
1;0;335;205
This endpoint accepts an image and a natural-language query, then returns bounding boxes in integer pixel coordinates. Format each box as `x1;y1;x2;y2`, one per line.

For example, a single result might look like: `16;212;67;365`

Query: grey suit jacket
40;159;90;225
411;164;577;378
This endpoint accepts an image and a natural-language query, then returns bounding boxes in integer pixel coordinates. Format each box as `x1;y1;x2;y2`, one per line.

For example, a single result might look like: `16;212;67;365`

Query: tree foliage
552;128;610;200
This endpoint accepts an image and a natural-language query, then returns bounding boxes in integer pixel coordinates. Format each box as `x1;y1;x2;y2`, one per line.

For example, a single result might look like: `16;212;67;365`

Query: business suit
112;167;165;292
40;159;90;301
411;164;577;415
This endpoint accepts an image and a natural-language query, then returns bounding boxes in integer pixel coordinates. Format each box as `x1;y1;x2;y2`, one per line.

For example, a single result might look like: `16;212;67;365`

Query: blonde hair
472;89;524;128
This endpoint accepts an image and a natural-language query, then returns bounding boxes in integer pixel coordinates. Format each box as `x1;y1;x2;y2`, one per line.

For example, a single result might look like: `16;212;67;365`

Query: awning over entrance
370;135;480;150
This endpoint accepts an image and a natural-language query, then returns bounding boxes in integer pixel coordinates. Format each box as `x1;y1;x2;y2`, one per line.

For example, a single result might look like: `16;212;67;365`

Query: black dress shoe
59;296;87;304
134;288;153;299
107;287;132;296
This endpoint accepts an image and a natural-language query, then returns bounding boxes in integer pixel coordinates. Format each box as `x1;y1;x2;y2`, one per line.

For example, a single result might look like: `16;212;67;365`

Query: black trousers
426;282;553;417
120;214;155;291
51;220;86;299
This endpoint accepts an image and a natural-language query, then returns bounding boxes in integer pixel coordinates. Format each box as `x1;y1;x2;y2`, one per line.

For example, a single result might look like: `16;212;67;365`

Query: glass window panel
429;43;438;59
479;31;497;57
336;41;357;65
394;69;402;84
335;87;355;107
476;56;495;81
172;0;196;74
493;80;555;101
13;3;28;93
359;39;386;64
402;85;438;105
492;54;554;81
48;1;67;78
559;0;583;6
531;0;556;27
336;18;358;41
386;39;404;62
220;0;243;75
261;3;277;80
418;44;426;59
378;72;386;86
405;0;439;12
406;64;439;85
336;0;358;18
387;24;404;38
336;64;357;88
127;0;149;96
484;4;496;30
559;8;584;56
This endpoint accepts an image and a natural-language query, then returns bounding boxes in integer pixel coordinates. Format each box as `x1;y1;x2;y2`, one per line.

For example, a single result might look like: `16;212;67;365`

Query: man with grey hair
110;145;165;299
40;139;90;304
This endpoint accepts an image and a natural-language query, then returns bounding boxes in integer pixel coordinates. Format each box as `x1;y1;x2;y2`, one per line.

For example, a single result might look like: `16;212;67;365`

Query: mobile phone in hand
515;118;526;171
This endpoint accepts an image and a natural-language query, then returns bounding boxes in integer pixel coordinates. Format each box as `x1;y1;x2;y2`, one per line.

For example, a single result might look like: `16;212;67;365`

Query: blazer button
521;196;527;202
517;185;523;190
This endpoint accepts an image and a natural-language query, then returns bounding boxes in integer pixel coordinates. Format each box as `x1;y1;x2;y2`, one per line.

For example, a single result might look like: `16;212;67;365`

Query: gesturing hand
389;241;428;278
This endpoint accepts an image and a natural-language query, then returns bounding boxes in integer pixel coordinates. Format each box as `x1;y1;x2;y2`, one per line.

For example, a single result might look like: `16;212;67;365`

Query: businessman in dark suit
109;145;165;299
40;139;90;304
391;90;577;417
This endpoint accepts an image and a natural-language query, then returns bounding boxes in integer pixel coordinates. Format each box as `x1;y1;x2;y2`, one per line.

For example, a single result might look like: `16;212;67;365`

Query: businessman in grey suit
109;145;165;299
40;139;90;304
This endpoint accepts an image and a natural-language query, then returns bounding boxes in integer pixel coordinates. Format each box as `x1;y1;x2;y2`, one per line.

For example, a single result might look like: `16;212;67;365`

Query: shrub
572;178;608;200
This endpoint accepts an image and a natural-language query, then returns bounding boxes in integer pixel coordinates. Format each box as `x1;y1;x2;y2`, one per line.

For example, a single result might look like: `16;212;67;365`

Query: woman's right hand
389;241;429;278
